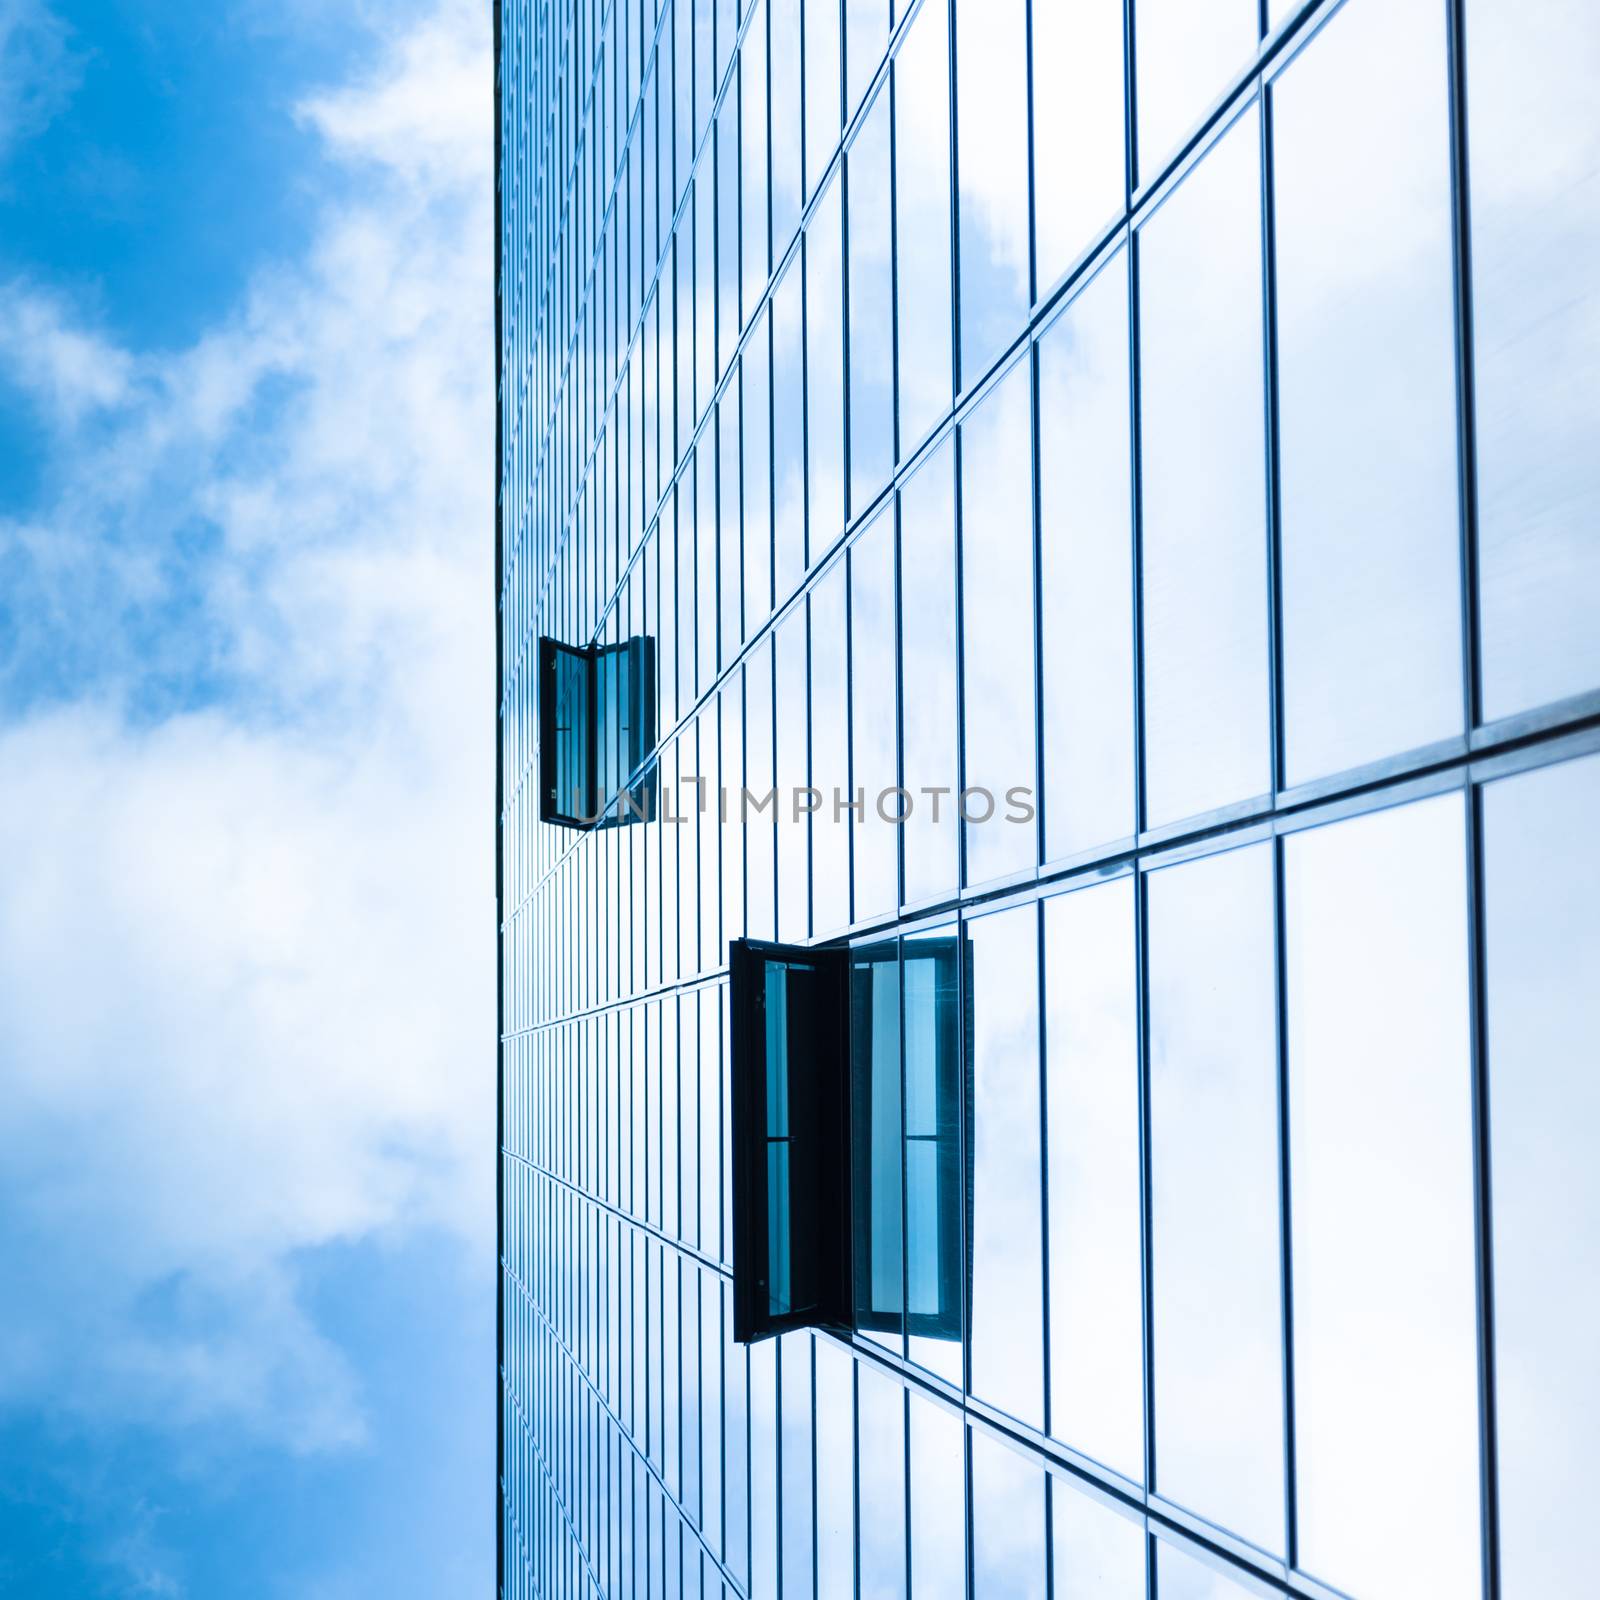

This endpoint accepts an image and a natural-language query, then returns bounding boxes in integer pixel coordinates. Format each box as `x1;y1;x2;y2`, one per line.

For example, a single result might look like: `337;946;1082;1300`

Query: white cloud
0;0;82;165
0;0;493;1455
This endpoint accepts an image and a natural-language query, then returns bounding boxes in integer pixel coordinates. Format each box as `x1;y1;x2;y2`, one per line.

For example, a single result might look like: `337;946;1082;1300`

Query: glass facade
498;1;1600;1596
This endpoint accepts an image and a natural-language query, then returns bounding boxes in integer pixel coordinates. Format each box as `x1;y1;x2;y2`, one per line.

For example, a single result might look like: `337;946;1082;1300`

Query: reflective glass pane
719;372;743;661
771;0;803;251
859;1364;908;1599
1052;1475;1147;1597
904;923;962;1382
899;441;959;903
774;607;809;941
1285;794;1479;1600
807;175;847;562
960;356;1036;885
750;1337;778;1597
849;83;895;515
1032;0;1126;291
744;321;774;630
908;1395;964;1600
772;261;806;603
971;1429;1046;1598
1147;841;1283;1551
815;1338;856;1596
846;0;889;121
1484;752;1600;1597
967;903;1044;1428
1157;1541;1260;1599
743;3;771;316
955;0;1030;385
1467;0;1600;719
850;508;899;919
810;558;850;934
1273;0;1462;783
894;0;954;450
1043;878;1143;1481
1138;105;1270;827
852;940;903;1348
805;0;842;194
745;640;776;938
1134;0;1258;184
780;1331;813;1597
1038;250;1135;859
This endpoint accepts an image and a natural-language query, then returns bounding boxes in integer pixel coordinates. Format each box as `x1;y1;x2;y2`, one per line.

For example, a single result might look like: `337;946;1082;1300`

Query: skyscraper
498;1;1600;1596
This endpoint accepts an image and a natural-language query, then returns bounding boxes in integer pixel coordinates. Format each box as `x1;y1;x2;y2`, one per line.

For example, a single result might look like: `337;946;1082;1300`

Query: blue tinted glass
815;1339;856;1595
719;373;743;662
1274;0;1462;783
810;559;850;933
1484;752;1600;1598
1032;0;1126;291
852;941;903;1348
1138;104;1270;827
1043;878;1143;1481
954;0;1030;385
1038;250;1135;859
850;507;899;919
971;1429;1047;1597
846;0;889;121
909;1395;964;1600
771;0;804;252
848;83;895;516
1134;0;1259;184
774;607;809;941
743;3;772;316
805;0;842;194
1286;794;1479;1599
718;97;741;370
806;175;847;564
960;356;1036;885
1052;1475;1148;1597
749;1338;778;1596
1147;841;1284;1551
780;1331;813;1596
899;441;959;903
858;1364;908;1598
772;261;806;603
745;640;776;938
1467;0;1600;720
894;0;954;450
1157;1541;1259;1598
967;903;1044;1428
743;320;774;630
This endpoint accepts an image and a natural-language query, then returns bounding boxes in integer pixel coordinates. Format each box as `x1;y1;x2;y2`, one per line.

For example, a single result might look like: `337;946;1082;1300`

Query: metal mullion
1271;830;1299;1573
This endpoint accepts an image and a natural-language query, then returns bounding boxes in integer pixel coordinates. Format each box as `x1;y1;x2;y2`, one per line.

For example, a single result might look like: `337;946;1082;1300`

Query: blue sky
0;1;493;1594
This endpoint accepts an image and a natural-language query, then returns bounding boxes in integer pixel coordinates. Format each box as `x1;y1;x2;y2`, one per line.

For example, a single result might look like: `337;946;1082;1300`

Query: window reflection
955;0;1030;385
780;1331;814;1598
850;508;898;919
815;1338;855;1595
1147;842;1284;1551
1484;752;1600;1598
774;606;809;942
1052;1473;1147;1597
1467;0;1600;720
852;940;903;1351
1038;250;1136;860
1135;0;1259;185
967;904;1044;1427
1273;0;1462;783
805;0;841;196
1044;878;1143;1481
1138;105;1270;828
849;84;895;515
960;357;1036;885
859;1364;908;1599
1156;1540;1259;1598
971;1429;1047;1597
807;175;847;564
810;561;849;934
894;0;953;451
772;261;806;604
1286;794;1479;1600
909;1395;964;1600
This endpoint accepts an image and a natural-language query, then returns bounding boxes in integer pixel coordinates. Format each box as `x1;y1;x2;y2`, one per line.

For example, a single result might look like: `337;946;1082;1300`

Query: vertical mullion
1271;831;1299;1573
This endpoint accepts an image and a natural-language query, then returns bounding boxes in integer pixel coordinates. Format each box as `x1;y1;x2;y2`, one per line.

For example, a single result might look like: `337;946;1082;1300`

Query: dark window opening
538;635;656;827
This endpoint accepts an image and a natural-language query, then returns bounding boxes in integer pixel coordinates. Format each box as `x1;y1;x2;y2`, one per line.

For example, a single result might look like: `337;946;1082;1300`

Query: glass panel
1043;878;1143;1481
750;1337;778;1597
1038;250;1135;859
1484;752;1600;1597
810;559;850;934
1138;104;1270;827
904;923;962;1380
1273;0;1462;783
774;604;809;943
859;1364;908;1600
780;1331;814;1597
954;0;1030;385
745;641;776;939
725;1290;751;1582
846;0;889;122
719;373;743;663
805;0;842;194
771;0;804;252
899;440;960;903
894;0;954;451
908;1394;964;1600
1147;841;1284;1551
850;507;898;918
971;1429;1046;1597
852;939;903;1349
807;174;847;563
1157;1541;1259;1599
1467;0;1600;719
849;83;895;515
772;260;806;604
743;1;771;317
960;356;1036;885
744;320;773;630
815;1338;856;1596
967;903;1044;1428
1133;0;1258;185
1032;0;1126;291
1052;1475;1148;1597
1285;793;1479;1600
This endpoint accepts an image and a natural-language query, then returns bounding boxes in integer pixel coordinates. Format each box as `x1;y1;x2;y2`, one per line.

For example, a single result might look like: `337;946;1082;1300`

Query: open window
538;635;656;827
730;933;963;1346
